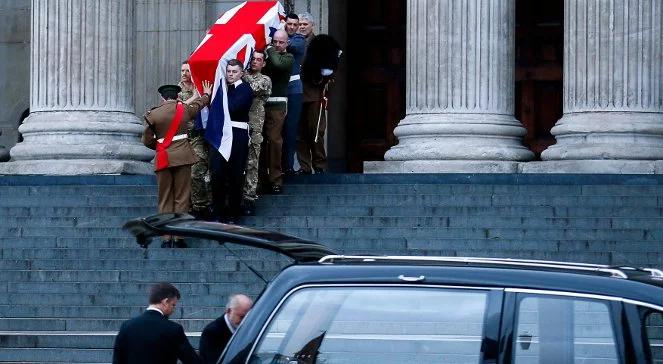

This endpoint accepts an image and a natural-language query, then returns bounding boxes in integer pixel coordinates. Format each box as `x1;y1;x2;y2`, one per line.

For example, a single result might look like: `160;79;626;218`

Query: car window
250;286;490;364
646;311;663;364
513;294;619;364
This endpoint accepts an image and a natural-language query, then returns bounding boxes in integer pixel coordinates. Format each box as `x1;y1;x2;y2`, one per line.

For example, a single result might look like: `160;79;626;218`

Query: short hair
298;12;315;25
286;13;299;21
182;60;189;65
226;294;252;310
227;59;243;69
252;49;265;59
149;282;181;304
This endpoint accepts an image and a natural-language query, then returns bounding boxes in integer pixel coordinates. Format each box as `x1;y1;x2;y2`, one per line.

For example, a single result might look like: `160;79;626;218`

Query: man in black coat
199;294;253;364
112;282;201;364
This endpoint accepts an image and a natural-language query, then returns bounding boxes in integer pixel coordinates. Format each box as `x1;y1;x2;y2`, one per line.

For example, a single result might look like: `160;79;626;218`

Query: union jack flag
189;1;285;160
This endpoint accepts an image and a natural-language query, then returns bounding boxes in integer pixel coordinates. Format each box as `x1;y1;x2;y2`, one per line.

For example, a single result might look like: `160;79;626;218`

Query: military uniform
242;72;272;203
179;82;212;215
261;47;294;191
142;94;210;215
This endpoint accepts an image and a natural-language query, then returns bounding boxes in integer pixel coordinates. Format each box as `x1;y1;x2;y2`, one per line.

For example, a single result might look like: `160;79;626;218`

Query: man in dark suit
112;282;201;364
199;294;253;364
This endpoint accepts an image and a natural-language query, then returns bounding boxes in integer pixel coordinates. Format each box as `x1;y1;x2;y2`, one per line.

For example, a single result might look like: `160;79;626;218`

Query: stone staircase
0;174;662;363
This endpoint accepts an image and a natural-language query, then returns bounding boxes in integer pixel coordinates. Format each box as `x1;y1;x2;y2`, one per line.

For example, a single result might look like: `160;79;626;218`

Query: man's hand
202;80;213;96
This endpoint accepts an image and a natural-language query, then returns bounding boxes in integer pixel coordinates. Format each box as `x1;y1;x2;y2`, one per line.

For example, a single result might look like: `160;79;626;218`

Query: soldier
282;13;307;176
142;81;213;248
208;60;254;223
241;50;272;216
180;61;212;219
260;30;294;194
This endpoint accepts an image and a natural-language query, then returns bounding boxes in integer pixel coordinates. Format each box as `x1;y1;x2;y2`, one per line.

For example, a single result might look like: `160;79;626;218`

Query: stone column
534;0;663;174
366;0;533;173
0;0;152;175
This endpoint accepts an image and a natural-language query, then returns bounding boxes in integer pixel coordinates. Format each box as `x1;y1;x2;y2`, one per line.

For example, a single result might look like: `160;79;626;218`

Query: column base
519;160;663;174
384;113;534;162
0;159;153;175
364;160;520;173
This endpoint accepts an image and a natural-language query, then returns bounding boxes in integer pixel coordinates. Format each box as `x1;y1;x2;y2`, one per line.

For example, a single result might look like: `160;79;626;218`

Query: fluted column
1;0;152;175
538;0;663;173
367;0;533;173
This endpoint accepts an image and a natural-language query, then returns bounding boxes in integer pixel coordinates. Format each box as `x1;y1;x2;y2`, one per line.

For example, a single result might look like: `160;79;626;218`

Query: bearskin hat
302;34;342;86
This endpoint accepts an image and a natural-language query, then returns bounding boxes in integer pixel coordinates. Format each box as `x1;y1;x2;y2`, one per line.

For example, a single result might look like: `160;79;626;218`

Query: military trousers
189;132;212;211
209;127;249;218
243;131;263;202
261;104;287;187
297;101;327;172
156;164;192;214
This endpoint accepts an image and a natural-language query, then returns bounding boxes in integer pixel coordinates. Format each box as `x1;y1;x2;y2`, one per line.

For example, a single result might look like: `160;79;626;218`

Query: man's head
285;13;299;36
272;30;289;53
225;294;253;328
250;50;266;73
226;59;244;84
148;282;181;317
180;61;191;84
158;84;182;101
298;12;315;37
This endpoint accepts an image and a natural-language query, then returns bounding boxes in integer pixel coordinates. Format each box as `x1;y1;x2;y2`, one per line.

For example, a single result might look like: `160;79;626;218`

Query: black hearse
126;214;663;364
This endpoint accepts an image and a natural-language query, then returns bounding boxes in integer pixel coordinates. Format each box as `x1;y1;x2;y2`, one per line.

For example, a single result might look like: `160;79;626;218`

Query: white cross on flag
189;1;285;161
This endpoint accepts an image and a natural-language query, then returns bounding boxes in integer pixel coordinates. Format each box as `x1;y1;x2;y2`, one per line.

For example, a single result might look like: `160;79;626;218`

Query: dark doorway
515;0;564;158
345;0;406;172
343;0;563;170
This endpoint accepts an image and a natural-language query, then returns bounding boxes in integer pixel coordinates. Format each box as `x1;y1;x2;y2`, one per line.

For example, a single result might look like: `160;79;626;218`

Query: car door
502;289;661;364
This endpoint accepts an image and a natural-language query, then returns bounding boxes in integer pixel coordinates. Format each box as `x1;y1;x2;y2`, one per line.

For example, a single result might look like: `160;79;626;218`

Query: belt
267;97;288;103
231;121;249;130
289;74;300;82
157;134;187;143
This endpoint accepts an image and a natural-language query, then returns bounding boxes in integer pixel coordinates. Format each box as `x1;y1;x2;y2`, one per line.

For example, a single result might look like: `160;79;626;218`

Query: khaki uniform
179;82;212;212
142;95;210;214
261;47;294;188
242;72;272;202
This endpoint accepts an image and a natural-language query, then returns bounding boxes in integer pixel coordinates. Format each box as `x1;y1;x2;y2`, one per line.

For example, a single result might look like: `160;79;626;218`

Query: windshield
249;286;489;364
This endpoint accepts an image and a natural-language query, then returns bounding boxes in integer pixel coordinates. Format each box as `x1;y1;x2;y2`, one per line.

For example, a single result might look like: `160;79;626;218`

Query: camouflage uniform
242;72;272;202
179;82;212;213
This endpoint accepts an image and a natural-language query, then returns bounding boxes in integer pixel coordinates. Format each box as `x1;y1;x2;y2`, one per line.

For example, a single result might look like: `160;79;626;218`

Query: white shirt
224;313;237;334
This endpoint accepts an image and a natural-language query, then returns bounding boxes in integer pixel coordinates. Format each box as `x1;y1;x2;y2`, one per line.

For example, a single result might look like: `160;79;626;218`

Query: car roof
124;214;663;304
270;263;663;308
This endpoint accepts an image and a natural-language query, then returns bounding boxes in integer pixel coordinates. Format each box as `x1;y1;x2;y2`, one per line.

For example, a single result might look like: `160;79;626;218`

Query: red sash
155;103;185;171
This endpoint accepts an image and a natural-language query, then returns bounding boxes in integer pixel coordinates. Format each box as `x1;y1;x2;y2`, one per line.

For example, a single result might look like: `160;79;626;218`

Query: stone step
0;305;222;320
244;216;663;229
2;193;662;209
0;293;260;306
0;347;111;363
0;206;154;218
2;182;663;196
0;247;295;260
3;281;260;295
0;258;289;271
0;318;212;332
0;331;200;349
0;269;278;283
254;205;663;218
